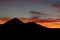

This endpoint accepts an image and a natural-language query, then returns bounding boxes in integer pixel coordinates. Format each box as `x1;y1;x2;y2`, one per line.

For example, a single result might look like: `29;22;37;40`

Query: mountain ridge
0;18;60;32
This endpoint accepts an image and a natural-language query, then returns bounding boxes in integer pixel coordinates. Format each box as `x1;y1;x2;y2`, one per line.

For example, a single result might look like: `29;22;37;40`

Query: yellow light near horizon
35;21;60;28
0;18;60;29
19;18;60;29
0;18;11;24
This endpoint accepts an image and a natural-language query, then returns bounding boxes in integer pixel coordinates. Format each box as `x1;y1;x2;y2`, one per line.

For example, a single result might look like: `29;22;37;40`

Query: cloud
49;4;60;12
51;4;60;8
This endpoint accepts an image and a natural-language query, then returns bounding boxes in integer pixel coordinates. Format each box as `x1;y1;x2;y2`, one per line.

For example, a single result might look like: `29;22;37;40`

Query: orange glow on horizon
0;18;60;29
0;18;11;24
19;18;60;28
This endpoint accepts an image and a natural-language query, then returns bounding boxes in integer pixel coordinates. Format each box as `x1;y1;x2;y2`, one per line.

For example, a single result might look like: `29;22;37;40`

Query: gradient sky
0;0;60;20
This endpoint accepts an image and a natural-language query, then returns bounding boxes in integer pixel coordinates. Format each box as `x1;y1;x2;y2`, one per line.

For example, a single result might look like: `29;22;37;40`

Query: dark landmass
0;18;60;32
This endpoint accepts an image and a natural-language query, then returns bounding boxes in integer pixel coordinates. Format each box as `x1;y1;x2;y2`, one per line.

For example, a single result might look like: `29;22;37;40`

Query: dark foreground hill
0;18;60;32
0;18;25;32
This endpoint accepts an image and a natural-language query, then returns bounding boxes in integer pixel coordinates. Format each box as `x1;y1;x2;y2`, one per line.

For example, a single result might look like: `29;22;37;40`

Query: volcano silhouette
0;18;60;32
24;22;53;32
0;18;25;32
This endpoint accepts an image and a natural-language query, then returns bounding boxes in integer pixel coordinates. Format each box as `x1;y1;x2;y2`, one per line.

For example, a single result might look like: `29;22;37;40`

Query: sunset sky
0;0;60;20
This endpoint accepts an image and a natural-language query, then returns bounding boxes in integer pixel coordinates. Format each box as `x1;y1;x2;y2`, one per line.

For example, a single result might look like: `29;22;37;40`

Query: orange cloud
0;18;60;28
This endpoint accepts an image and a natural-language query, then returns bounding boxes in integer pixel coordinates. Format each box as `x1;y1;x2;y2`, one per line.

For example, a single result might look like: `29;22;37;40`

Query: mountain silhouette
24;22;60;32
0;18;60;32
4;18;24;25
0;18;25;32
24;22;53;32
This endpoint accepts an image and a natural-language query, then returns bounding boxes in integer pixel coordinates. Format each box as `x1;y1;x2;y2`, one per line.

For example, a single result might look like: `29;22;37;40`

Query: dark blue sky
0;0;60;20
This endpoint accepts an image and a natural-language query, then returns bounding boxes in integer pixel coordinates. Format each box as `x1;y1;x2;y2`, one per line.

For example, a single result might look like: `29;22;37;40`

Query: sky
0;0;60;20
